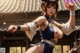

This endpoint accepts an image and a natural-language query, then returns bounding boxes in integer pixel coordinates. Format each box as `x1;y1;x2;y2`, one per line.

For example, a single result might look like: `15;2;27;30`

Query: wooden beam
3;37;26;40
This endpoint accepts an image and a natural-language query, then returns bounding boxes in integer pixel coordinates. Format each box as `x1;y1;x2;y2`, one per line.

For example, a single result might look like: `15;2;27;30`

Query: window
22;47;26;53
53;45;62;53
63;45;70;53
0;48;5;53
53;45;70;53
10;47;26;53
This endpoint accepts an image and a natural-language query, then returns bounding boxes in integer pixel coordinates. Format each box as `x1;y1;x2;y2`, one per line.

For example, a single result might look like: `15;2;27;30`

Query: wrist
17;26;21;31
70;10;75;16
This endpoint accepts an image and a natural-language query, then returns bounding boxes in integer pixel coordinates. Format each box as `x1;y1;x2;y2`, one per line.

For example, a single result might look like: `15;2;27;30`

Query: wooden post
25;38;30;51
0;35;1;47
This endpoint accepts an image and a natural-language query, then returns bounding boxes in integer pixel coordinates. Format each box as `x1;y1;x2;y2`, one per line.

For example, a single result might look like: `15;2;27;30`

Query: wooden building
0;0;80;53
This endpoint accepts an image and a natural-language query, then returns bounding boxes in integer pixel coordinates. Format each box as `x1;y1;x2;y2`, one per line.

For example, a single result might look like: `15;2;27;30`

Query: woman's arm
65;3;75;29
8;16;46;32
8;16;46;41
52;3;75;35
52;20;62;29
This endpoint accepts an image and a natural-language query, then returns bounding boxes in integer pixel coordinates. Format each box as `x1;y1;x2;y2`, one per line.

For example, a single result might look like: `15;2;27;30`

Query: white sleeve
25;16;45;41
61;22;75;36
24;22;38;41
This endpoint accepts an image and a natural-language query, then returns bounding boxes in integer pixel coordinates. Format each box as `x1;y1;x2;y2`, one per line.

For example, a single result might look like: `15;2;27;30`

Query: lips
50;11;53;14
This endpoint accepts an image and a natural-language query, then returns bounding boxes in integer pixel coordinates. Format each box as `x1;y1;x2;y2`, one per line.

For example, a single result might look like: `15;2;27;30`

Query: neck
45;15;51;19
46;13;51;17
45;15;51;22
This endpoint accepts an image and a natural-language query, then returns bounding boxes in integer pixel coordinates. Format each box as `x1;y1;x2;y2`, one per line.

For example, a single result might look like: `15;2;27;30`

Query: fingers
65;2;74;10
8;25;17;32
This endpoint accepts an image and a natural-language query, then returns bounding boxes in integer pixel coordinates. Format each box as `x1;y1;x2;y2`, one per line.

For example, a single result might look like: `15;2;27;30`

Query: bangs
46;1;57;7
46;1;58;12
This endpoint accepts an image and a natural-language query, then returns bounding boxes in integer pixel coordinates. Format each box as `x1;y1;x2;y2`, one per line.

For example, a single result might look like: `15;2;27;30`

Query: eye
53;5;56;9
47;5;52;8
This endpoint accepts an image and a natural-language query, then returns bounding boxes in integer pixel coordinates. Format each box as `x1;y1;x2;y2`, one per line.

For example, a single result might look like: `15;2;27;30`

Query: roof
0;0;80;13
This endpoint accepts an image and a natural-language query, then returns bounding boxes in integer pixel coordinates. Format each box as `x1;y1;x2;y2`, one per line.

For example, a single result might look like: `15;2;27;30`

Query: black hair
41;0;58;12
46;1;58;12
41;0;49;3
41;0;59;20
41;0;59;3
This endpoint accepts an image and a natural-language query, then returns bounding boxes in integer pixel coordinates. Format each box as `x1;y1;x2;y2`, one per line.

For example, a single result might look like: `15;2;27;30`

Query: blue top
40;15;54;40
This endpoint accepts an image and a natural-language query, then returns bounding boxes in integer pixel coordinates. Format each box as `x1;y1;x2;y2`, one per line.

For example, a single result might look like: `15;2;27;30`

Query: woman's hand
8;25;17;32
65;2;75;10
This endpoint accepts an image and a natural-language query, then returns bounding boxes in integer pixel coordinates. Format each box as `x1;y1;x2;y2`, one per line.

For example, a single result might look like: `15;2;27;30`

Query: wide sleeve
61;22;75;35
24;22;39;41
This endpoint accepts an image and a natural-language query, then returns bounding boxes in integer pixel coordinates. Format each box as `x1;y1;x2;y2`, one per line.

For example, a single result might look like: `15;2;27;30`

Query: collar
45;15;51;22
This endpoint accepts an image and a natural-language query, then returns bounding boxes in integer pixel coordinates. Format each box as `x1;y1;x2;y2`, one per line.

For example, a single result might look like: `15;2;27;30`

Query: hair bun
41;0;49;3
50;0;56;1
41;0;58;3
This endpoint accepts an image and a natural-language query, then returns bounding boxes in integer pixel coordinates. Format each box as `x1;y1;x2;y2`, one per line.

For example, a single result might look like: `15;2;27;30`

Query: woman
41;0;75;36
53;2;75;36
8;0;75;53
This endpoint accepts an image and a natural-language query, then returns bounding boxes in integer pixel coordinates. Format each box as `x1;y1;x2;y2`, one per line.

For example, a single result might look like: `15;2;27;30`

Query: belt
30;39;55;47
41;39;55;47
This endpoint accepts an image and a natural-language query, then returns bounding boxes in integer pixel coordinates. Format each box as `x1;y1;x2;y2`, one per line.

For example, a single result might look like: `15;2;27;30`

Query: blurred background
0;0;80;53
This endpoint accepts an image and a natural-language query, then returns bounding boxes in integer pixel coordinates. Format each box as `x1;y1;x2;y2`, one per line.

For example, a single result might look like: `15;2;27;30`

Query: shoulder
35;16;47;22
37;16;46;20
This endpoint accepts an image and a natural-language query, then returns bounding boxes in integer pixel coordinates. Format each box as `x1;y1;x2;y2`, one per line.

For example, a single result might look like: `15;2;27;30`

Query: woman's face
46;5;56;16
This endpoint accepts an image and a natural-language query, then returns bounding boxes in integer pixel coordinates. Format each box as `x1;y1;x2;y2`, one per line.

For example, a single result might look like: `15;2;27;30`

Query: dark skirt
43;43;53;53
